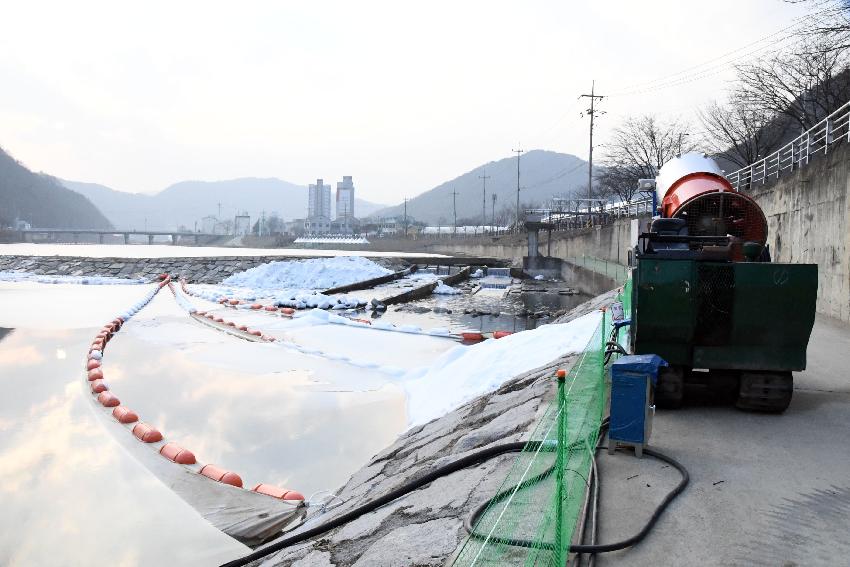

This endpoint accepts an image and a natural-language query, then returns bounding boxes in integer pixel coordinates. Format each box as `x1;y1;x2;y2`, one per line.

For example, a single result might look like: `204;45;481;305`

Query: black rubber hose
463;445;689;554
220;440;550;567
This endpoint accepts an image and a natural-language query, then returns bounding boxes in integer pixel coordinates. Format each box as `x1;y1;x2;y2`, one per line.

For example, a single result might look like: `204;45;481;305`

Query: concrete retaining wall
749;143;850;322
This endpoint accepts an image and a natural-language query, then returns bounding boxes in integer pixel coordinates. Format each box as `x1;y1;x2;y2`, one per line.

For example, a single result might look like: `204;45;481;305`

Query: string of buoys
85;274;304;504
181;277;517;344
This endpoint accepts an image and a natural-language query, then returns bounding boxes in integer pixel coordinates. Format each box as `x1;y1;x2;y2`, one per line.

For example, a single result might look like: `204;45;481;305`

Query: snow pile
403;311;602;426
433;281;461;295
223;256;392;290
273;292;368;310
471;269;484;278
534;274;546;281
0;272;145;285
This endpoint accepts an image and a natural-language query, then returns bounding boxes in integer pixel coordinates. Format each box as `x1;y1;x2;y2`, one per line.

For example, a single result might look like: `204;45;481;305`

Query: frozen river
0;258;600;566
0;282;432;566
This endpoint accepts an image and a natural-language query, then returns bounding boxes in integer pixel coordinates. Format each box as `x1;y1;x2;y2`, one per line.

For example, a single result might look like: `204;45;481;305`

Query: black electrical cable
462;444;689;554
220;439;572;567
220;417;688;567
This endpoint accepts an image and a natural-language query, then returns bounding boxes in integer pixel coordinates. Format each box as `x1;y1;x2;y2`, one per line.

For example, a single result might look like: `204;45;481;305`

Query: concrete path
594;315;850;567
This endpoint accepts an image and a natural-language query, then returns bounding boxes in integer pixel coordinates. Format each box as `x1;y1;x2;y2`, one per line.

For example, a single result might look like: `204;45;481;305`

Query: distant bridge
18;228;221;245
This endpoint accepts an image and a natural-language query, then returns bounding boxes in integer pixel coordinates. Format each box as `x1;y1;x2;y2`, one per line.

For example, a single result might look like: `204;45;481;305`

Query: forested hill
0;147;112;229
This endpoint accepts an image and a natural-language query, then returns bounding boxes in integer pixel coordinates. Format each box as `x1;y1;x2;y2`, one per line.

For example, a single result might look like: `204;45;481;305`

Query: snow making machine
630;153;818;412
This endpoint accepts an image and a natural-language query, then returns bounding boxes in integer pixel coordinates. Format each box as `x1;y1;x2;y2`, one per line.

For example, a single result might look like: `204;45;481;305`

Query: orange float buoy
264;305;277;311
226;321;236;327
252;484;305;501
218;298;228;304
493;331;513;339
196;311;206;316
280;307;295;315
159;443;197;465
132;423;163;443
97;391;120;407
200;464;243;488
214;317;224;323
249;329;262;336
112;406;139;424
250;303;262;310
556;369;567;379
87;368;104;381
90;380;108;394
87;359;101;371
461;332;485;342
228;299;240;306
237;325;249;331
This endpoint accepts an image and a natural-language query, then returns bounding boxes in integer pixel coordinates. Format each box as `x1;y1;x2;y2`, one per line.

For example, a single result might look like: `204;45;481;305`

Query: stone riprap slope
0;255;406;284
256;352;577;567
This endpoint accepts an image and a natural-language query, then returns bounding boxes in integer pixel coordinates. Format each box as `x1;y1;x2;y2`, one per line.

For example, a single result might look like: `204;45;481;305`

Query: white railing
526;196;654;227
728;100;850;190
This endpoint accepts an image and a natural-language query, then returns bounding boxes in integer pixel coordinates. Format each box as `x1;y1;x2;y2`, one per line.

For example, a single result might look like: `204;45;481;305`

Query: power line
608;8;830;97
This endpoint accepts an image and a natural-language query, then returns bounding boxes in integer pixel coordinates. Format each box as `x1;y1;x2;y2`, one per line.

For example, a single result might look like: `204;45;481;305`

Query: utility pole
513;146;524;230
478;170;490;233
403;197;408;238
580;81;605;204
491;193;497;231
261;210;266;237
217;202;222;219
451;188;458;237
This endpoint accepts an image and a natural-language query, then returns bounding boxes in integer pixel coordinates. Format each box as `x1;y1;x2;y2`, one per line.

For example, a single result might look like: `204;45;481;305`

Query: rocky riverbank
242;293;614;567
0;254;407;284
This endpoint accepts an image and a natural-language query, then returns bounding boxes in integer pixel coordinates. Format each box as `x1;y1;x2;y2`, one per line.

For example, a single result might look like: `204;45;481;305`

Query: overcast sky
0;0;813;204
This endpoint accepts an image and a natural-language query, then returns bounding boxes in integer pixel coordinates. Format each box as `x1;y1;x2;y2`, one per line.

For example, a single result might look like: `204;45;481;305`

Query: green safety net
452;269;632;567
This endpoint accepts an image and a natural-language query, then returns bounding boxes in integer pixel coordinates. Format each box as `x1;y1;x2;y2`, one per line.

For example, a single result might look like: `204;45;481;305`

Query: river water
0;281;414;566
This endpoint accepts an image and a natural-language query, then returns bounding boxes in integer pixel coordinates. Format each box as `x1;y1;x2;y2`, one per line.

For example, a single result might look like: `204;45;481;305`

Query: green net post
555;369;567;567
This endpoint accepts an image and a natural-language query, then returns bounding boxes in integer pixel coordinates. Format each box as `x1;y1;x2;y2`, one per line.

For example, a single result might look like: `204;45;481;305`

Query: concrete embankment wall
749;143;850;322
430;218;639;296
431;218;641;268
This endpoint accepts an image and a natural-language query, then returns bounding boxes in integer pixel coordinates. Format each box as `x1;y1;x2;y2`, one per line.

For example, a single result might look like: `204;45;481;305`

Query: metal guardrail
728;100;850;190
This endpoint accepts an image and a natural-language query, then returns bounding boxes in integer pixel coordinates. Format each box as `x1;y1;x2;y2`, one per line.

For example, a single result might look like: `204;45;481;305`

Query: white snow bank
433;281;461;295
0;271;145;285
222;256;392;290
403;311;602;426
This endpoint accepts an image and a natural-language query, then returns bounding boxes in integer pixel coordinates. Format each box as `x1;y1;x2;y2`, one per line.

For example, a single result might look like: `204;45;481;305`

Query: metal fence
728;100;850;190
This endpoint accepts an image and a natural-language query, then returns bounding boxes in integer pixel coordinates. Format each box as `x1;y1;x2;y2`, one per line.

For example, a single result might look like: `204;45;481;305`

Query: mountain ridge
0;147;112;230
372;150;588;225
63;177;387;231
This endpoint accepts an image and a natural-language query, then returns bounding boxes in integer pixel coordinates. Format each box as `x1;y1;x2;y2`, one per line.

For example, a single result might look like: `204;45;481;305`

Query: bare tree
735;35;850;130
597;115;698;203
698;98;791;168
788;1;850;52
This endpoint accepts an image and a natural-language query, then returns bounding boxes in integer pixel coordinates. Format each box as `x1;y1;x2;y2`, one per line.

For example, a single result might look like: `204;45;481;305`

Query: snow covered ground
0;271;145;285
222;256;392;290
402;311;601;425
